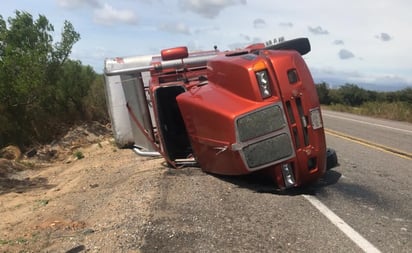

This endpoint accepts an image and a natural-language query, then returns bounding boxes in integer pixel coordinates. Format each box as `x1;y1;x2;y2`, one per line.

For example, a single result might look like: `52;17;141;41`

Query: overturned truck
104;38;337;189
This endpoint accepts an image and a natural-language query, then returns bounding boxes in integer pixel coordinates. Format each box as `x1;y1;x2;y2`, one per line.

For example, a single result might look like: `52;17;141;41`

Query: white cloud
279;22;293;28
338;49;355;60
57;0;101;9
158;22;191;35
137;0;164;4
375;32;392;42
227;42;247;50
227;36;261;50
373;75;409;86
178;0;246;18
308;26;329;35
253;18;266;29
45;0;412;88
311;66;411;90
93;3;138;26
194;26;220;34
240;33;250;41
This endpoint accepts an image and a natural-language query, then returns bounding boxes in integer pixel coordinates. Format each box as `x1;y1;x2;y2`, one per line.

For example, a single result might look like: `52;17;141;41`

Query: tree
0;11;80;145
397;88;412;104
335;84;369;106
316;82;331;105
55;60;96;118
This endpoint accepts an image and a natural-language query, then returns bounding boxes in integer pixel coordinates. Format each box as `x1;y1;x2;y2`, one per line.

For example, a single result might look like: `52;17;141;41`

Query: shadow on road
161;161;343;196
212;168;342;196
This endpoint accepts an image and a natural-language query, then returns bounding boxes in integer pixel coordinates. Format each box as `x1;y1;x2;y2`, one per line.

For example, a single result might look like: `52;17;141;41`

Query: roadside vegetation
1;11;410;150
0;11;108;148
316;83;412;123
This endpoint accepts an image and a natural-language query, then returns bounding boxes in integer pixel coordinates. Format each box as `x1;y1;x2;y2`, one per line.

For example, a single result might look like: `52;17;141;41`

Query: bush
358;101;412;122
0;11;108;148
322;83;412;123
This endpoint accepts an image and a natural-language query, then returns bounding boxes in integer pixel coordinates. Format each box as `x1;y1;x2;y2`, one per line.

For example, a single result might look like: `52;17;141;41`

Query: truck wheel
326;148;338;170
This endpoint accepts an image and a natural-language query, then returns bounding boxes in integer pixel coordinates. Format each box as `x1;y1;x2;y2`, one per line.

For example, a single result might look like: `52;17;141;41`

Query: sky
1;0;411;90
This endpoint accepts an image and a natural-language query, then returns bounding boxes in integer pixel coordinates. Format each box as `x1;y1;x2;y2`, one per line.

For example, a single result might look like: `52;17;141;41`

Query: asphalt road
319;109;412;252
322;110;412;154
140;110;412;253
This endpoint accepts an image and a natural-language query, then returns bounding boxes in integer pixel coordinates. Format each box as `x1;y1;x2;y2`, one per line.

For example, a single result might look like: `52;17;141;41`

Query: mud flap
326;148;338;170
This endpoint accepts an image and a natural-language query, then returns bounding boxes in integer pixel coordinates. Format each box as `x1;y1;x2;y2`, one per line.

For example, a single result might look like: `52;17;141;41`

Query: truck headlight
255;70;272;98
281;163;296;188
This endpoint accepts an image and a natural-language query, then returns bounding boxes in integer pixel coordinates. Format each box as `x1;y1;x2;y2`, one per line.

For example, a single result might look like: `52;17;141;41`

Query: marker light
310;108;323;130
287;69;299;84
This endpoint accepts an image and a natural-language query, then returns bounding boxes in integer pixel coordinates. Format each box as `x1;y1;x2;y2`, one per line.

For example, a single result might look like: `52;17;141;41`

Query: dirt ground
0;123;166;252
0;123;355;253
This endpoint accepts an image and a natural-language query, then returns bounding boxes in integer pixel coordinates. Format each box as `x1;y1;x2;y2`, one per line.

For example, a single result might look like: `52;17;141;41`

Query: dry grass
325;101;412;123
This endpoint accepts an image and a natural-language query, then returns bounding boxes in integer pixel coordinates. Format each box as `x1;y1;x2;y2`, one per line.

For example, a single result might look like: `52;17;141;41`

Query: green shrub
74;150;84;160
0;11;109;148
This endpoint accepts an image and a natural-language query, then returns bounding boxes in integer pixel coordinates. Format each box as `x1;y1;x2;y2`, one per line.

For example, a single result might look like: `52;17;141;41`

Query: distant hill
313;76;411;92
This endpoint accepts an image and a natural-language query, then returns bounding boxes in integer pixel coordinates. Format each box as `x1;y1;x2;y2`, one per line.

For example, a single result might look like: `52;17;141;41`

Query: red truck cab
104;38;336;189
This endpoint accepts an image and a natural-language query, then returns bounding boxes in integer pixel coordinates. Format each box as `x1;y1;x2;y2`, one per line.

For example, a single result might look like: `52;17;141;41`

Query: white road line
322;113;412;135
303;194;382;253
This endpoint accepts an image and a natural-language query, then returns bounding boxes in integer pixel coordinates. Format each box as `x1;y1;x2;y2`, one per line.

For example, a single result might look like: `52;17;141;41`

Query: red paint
120;38;327;189
161;46;189;61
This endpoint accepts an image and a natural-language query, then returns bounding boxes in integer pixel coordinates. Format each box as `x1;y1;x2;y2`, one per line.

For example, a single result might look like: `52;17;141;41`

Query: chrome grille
243;133;293;168
236;105;285;142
